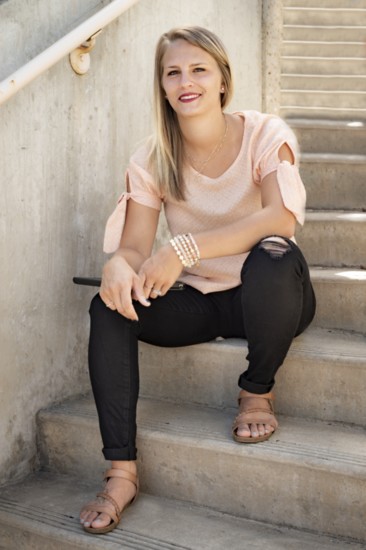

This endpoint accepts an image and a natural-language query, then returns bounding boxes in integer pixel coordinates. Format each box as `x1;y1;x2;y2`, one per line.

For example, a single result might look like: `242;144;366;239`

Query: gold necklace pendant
186;116;229;177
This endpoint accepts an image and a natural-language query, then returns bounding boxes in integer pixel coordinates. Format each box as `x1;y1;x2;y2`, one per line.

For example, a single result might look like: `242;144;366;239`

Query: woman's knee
241;236;299;283
255;236;293;259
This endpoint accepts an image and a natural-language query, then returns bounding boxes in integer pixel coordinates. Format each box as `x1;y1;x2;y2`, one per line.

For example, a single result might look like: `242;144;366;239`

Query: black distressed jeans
88;238;316;460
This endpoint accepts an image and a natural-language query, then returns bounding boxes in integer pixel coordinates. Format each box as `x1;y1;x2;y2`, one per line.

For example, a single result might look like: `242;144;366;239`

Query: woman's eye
167;70;179;76
194;67;205;72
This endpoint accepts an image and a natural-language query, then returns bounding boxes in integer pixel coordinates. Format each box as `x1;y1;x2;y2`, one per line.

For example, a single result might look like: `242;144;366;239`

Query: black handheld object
73;277;186;291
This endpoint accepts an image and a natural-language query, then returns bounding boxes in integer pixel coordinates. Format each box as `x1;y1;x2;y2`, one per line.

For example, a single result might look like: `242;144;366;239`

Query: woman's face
161;39;224;119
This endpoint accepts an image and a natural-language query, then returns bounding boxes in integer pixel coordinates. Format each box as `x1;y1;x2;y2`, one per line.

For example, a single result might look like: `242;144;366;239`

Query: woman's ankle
110;460;137;474
239;389;273;399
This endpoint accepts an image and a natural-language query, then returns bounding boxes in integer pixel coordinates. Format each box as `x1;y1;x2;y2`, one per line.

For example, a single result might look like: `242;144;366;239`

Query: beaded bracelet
170;233;200;268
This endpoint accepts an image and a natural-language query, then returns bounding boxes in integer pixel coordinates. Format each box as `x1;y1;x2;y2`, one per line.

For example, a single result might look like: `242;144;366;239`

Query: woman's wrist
111;248;145;272
169;233;200;268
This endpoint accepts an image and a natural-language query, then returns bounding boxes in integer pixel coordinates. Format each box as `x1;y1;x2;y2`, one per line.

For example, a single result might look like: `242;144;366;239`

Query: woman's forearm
112;247;148;273
194;205;296;260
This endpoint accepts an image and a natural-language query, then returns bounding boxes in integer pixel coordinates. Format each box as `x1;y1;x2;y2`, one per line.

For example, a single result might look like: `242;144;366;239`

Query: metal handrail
0;0;140;106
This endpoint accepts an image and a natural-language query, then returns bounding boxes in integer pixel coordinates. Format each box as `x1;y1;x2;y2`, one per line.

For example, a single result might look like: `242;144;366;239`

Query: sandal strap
104;468;138;487
238;390;275;405
82;495;120;524
96;491;121;519
103;468;139;504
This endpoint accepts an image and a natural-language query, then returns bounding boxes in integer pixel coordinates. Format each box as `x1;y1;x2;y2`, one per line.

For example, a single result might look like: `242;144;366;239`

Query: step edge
286;118;366;129
300;152;366;162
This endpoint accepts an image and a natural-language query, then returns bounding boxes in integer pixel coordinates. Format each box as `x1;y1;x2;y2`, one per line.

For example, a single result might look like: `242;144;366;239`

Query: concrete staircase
281;0;366;119
1;3;366;549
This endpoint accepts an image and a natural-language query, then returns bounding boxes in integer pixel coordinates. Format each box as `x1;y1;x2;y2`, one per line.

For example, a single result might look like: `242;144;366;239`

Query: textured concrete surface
0;472;364;550
36;395;366;541
138;326;366;426
297;210;366;267
310;267;366;333
300;154;366;210
281;2;366;119
290;119;366;155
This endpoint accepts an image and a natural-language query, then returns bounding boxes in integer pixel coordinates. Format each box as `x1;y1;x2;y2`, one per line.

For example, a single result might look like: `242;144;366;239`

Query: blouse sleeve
103;153;162;253
252;116;306;226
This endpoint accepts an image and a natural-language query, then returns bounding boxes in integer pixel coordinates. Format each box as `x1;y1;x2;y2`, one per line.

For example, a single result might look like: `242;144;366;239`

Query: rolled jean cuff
238;373;274;395
102;446;137;461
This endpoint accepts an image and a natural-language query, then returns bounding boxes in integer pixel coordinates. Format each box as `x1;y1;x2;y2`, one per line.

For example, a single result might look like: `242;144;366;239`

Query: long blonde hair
149;26;233;200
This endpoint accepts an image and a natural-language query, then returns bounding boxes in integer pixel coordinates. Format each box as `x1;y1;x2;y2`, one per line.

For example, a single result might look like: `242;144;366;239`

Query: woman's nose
180;72;193;87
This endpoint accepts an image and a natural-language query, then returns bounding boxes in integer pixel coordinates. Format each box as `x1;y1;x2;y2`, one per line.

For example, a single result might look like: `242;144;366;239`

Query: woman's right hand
99;255;150;321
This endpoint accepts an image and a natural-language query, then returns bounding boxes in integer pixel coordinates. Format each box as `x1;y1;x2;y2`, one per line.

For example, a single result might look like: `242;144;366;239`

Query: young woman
80;26;316;534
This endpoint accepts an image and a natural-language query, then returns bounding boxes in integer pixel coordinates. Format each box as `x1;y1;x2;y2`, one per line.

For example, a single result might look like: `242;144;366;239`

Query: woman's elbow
270;207;296;238
280;209;297;238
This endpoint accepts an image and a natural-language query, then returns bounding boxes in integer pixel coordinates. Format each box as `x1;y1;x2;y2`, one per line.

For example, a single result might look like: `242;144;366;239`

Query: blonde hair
149;26;233;200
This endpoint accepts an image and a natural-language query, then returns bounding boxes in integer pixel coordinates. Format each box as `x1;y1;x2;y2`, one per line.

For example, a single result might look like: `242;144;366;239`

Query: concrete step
281;89;366;111
281;56;366;76
0;473;363;550
138;327;366;426
299;153;366;209
283;24;366;42
288;118;366;155
310;266;366;332
285;0;366;8
283;7;366;27
282;74;366;92
282;40;366;58
36;396;366;542
297;210;366;267
281;105;366;119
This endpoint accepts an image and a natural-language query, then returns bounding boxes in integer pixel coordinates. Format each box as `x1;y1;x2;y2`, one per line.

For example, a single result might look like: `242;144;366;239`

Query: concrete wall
0;0;263;484
262;0;283;115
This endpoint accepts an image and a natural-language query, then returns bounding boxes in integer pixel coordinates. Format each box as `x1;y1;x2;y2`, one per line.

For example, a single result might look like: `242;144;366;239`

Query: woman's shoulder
233;110;297;153
233;110;291;133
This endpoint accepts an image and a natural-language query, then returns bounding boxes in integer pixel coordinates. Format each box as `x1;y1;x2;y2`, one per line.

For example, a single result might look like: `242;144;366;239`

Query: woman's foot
80;461;138;532
232;390;278;443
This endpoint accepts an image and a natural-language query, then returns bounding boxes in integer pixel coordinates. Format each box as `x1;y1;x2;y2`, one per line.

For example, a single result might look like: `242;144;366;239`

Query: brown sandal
232;390;278;444
81;468;139;534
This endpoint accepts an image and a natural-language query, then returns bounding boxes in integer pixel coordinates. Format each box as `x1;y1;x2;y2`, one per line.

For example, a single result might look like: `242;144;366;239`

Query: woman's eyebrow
165;62;209;69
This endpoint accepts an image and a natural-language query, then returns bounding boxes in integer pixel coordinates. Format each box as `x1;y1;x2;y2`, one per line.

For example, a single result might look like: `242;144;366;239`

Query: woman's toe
82;511;97;527
91;512;112;528
257;423;266;436
237;423;251;437
250;424;259;437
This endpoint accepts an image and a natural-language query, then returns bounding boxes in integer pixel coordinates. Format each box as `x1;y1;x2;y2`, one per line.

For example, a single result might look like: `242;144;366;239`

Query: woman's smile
179;93;202;103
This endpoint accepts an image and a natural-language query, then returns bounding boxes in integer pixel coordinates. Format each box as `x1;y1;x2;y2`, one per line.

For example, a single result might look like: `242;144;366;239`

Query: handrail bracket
69;30;102;75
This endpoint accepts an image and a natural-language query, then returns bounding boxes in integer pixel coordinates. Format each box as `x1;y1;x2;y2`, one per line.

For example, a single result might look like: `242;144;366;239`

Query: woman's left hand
138;244;183;299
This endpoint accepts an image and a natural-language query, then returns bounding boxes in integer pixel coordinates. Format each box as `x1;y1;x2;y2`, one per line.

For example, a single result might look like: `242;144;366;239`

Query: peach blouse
103;110;306;293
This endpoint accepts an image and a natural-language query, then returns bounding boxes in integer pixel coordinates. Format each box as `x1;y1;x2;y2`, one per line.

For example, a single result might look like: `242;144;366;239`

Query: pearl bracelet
170;233;200;268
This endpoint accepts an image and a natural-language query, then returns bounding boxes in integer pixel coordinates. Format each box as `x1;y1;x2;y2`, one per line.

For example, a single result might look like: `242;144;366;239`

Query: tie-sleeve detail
103;192;131;253
251;115;306;225
103;151;162;254
276;161;306;226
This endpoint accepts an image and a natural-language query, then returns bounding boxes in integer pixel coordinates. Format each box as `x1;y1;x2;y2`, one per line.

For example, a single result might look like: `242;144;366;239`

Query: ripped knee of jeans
258;236;292;260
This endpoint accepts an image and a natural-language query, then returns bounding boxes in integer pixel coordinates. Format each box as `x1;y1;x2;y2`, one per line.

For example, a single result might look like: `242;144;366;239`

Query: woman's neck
179;110;227;157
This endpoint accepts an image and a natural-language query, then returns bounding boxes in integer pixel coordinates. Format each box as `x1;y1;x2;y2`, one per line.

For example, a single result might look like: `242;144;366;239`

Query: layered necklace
186;116;229;177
